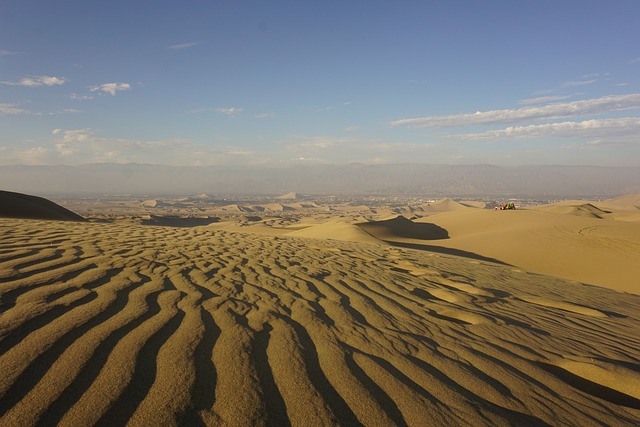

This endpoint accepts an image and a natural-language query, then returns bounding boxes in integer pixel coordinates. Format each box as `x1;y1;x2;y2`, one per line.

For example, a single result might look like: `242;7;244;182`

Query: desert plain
1;191;639;426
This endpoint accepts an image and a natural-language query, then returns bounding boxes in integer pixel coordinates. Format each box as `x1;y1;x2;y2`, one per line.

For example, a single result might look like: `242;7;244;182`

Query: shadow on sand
384;241;511;266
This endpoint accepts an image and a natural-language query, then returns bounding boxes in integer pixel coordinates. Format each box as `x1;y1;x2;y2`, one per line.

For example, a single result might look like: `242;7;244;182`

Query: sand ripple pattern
1;218;639;426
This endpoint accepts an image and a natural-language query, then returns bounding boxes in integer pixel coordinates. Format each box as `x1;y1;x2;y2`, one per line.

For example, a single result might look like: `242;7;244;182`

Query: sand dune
417;207;640;294
275;192;298;200
534;202;611;219
599;194;640;211
0;191;85;222
1;216;639;426
287;220;384;244
419;198;468;214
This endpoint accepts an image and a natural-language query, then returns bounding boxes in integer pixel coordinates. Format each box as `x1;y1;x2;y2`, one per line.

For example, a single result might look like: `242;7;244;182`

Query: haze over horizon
2;1;640;167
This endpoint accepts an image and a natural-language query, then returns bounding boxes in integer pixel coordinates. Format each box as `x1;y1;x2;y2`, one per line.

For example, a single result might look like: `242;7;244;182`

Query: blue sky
2;0;639;166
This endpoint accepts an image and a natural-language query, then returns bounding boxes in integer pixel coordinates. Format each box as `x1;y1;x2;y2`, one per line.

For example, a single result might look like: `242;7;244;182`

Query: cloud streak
460;117;640;139
518;95;572;105
167;41;202;50
389;94;640;128
90;82;131;96
0;103;27;115
216;107;243;117
3;75;66;87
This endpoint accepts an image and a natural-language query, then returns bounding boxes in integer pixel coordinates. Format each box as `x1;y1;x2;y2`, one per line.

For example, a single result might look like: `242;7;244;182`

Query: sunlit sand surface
1;214;639;426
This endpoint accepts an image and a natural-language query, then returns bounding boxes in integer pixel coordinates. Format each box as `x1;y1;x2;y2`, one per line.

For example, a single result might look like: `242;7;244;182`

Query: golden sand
1;214;639;426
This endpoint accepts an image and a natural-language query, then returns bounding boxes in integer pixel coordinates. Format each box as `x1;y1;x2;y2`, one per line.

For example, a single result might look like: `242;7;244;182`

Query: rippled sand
1;218;639;426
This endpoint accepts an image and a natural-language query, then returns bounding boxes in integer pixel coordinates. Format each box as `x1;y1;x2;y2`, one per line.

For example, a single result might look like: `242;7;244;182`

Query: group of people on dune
495;203;516;210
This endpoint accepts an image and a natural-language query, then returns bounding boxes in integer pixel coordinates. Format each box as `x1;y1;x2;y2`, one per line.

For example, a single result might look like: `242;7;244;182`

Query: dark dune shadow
41;287;160;425
384;241;511;265
141;216;220;227
537;362;640;409
342;350;407;427
251;324;291;427
358;216;449;240
179;307;221;426
95;309;186;426
279;316;362;426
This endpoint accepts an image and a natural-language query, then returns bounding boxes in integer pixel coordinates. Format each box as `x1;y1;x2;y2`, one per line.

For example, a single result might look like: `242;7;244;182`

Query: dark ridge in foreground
0;190;85;222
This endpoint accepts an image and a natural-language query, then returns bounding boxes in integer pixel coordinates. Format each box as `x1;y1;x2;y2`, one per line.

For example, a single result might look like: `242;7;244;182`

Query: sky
1;0;640;167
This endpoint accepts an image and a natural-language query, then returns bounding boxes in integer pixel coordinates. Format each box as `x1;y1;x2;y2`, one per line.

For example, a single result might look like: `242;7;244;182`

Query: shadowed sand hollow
1;217;639;426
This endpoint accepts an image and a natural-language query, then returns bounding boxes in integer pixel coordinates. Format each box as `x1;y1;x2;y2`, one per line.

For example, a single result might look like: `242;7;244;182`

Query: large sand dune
1;217;639;426
0;191;85;222
416;208;640;294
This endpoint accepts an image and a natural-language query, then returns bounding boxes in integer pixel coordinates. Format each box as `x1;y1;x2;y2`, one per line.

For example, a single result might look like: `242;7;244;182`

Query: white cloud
0;103;27;115
389;94;640;128
0;50;20;56
3;75;66;87
216;107;243;117
52;128;94;142
460;117;640;139
252;113;274;119
90;82;131;96
167;41;202;50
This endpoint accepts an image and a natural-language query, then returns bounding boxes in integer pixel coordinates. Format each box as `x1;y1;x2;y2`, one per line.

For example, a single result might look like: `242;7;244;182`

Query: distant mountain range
2;163;639;197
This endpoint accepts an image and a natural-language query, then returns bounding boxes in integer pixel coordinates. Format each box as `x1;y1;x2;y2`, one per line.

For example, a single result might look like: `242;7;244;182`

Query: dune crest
0;191;85;222
286;220;384;244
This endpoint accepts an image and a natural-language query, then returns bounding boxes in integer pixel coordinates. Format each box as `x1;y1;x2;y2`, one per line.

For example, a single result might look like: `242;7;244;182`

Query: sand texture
1;216;640;426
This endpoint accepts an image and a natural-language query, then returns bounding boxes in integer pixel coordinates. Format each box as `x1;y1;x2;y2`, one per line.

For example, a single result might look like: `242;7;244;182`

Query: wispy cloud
216;107;243;117
460;117;640;139
389;93;640;128
3;75;66;87
281;136;360;151
0;50;21;56
45;128;276;165
166;41;202;50
252;113;274;119
561;79;597;87
49;128;193;163
0;103;27;115
519;95;572;105
69;93;94;100
90;82;131;96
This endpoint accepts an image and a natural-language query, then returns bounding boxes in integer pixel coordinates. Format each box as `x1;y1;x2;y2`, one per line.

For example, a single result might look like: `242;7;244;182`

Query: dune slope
0;191;85;222
0;218;639;426
418;208;640;294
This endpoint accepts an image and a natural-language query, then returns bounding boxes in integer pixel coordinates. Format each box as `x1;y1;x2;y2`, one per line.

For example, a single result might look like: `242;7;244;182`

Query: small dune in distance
1;190;639;425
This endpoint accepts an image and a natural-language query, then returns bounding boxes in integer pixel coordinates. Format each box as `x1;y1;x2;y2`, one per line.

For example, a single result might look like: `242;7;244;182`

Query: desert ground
1;192;639;426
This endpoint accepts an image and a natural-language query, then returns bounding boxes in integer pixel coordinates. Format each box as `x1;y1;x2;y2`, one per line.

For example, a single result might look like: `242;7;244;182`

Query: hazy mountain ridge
2;163;639;197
